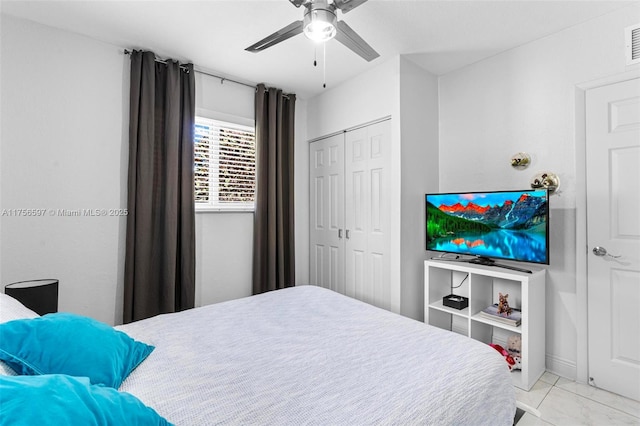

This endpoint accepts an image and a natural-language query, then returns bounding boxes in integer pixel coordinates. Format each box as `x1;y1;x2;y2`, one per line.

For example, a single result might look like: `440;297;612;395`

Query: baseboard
545;353;576;380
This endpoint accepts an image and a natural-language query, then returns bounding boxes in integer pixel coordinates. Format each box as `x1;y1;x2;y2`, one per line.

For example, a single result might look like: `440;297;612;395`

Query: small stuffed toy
507;335;522;371
497;292;513;316
489;343;516;371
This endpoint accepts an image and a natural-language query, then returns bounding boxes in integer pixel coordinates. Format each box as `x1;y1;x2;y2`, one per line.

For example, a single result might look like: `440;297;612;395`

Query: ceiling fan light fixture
303;8;337;42
246;0;378;62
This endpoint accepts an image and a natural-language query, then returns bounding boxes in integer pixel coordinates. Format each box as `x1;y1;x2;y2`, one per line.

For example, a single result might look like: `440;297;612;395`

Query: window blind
194;117;256;210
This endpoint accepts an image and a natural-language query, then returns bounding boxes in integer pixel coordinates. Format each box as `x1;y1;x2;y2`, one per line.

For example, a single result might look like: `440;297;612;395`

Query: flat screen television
425;189;549;273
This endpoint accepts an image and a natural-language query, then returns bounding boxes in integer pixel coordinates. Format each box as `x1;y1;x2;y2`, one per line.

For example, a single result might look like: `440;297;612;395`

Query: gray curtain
123;50;196;323
252;84;296;294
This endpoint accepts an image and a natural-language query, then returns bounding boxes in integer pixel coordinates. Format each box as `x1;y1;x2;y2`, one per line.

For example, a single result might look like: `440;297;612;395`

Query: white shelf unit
424;259;546;391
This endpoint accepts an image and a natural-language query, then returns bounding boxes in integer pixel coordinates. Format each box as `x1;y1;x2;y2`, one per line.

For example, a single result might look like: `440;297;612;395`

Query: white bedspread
118;285;515;425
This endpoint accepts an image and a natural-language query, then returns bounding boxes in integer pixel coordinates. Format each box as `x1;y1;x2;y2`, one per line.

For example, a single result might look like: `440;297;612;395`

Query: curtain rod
123;49;257;91
307;116;392;144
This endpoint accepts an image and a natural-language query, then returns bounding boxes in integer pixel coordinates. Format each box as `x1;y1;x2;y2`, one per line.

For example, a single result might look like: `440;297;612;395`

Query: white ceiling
0;0;634;99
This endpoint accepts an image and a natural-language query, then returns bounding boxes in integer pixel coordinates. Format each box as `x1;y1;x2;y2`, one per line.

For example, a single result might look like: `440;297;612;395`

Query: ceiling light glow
303;8;337;42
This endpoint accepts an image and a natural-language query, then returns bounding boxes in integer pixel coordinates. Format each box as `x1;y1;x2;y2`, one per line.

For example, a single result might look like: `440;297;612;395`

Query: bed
1;285;516;425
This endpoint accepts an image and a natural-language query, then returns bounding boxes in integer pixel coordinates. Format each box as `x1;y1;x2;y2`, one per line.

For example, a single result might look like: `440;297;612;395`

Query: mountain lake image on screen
425;189;549;265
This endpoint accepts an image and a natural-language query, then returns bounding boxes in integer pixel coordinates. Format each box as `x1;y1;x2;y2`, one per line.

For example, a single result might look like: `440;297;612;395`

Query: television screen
426;189;549;265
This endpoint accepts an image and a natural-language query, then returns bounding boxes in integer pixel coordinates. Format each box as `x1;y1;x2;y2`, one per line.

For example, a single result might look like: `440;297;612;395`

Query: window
194;117;256;211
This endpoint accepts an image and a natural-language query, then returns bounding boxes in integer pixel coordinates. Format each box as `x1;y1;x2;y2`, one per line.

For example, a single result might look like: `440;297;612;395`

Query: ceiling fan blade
334;20;379;62
333;0;368;14
245;20;304;53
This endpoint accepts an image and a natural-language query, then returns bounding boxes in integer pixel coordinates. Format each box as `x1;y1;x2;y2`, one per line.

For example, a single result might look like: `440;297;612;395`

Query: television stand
466;256;533;274
424;260;546;390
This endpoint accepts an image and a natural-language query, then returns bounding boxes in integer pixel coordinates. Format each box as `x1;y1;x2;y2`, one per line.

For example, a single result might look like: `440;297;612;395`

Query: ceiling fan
245;0;379;62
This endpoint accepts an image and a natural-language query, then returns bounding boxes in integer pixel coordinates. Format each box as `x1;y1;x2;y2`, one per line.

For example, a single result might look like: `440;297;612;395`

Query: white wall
305;56;441;319
438;3;640;379
5;6;633;378
0;14;3;289
306;56;403;311
399;57;439;321
195;211;253;305
194;72;311;299
193;73;254;306
194;77;310;296
306;58;399;140
294;99;309;285
1;15;128;325
0;16;304;324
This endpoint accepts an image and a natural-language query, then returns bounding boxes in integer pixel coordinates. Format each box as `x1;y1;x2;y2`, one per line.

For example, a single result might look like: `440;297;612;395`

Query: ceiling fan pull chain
314;46;317;67
323;42;327;88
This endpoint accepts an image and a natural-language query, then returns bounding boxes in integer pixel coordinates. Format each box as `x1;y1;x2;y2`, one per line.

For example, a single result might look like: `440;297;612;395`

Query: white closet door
344;120;391;310
309;134;345;293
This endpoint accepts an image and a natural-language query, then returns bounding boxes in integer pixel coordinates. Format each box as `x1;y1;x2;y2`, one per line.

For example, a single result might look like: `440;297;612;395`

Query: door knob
592;246;621;258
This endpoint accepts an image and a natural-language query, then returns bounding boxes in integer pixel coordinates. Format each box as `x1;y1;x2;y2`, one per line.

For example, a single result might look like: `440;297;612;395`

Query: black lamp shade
5;279;59;315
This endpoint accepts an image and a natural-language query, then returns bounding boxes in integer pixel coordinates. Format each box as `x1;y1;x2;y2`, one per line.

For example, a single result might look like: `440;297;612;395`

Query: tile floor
515;372;640;425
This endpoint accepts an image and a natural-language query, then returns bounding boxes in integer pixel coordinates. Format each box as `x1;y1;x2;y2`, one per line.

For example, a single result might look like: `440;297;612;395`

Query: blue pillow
0;313;154;388
0;374;172;425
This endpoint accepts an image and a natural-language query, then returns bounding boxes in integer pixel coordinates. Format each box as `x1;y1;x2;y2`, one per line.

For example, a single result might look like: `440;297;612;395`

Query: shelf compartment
471;314;522;334
471;320;524;388
427;308;455;332
470;319;493;344
428;300;469;318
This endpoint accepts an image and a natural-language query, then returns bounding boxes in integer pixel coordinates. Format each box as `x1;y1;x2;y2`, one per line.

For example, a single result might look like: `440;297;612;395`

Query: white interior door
586;78;640;401
344;120;391;310
309;134;345;293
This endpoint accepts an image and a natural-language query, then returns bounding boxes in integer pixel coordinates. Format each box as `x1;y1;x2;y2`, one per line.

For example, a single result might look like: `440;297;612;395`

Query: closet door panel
345;120;392;310
309;134;345;292
345;127;368;302
310;119;392;310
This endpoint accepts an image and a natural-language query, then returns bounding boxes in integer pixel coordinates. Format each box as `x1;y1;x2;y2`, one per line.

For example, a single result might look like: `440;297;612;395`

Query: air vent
626;24;640;65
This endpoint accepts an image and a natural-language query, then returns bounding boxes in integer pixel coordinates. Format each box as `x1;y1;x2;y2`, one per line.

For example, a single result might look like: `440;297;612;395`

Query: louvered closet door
309;134;345;293
344;120;391;310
